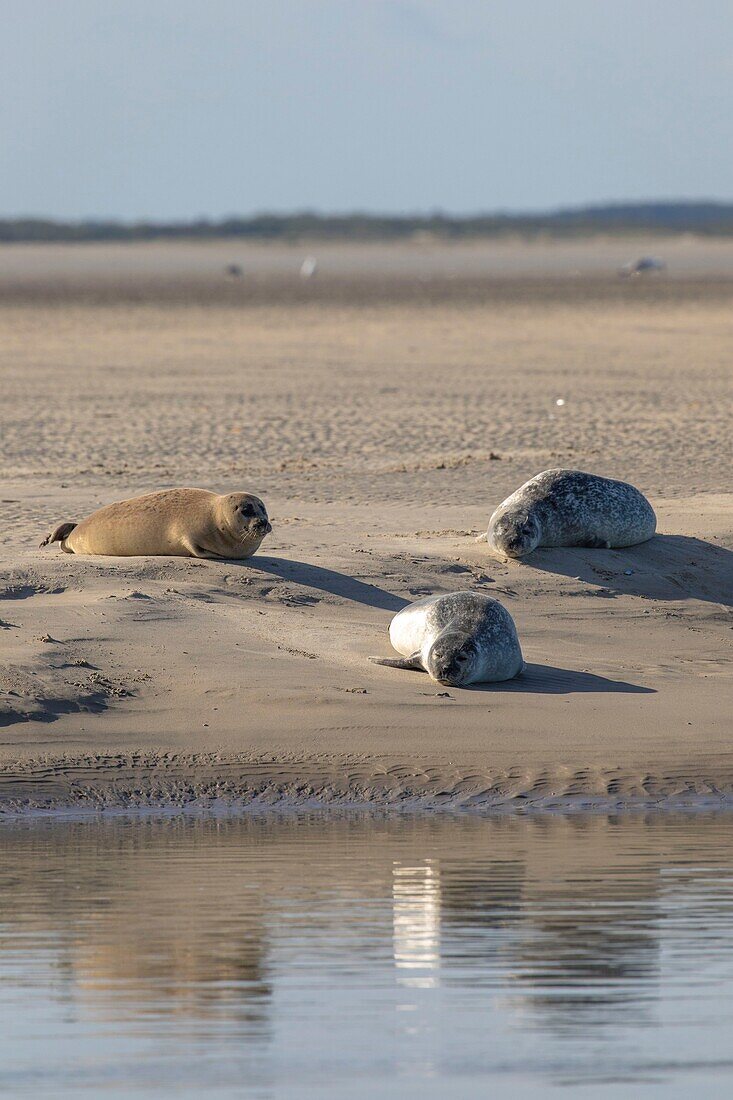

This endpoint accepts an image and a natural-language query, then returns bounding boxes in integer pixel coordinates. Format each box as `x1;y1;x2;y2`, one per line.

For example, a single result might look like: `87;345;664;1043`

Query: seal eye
241;504;255;517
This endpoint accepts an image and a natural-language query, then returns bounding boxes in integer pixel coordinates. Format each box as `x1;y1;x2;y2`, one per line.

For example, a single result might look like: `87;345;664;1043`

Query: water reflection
1;813;733;1093
393;861;441;985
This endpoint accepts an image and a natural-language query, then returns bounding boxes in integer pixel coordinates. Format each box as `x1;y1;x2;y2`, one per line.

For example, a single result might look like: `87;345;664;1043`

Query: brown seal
40;488;272;559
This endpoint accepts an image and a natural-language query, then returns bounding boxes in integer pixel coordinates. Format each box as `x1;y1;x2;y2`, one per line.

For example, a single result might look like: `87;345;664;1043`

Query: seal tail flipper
368;653;424;673
40;522;77;548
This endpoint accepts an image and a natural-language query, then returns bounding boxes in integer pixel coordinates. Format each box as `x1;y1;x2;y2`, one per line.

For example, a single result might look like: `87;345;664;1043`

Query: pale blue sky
2;0;732;219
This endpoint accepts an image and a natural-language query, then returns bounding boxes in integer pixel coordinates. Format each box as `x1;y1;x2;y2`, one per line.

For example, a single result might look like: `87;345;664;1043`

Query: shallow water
1;812;733;1097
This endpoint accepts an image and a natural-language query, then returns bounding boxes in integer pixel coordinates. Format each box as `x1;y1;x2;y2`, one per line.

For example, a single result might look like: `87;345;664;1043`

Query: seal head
426;632;480;686
219;493;272;554
487;511;541;559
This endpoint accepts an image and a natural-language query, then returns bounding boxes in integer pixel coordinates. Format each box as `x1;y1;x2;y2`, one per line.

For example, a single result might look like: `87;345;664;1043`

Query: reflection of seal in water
369;592;523;686
486;469;656;559
40;489;272;559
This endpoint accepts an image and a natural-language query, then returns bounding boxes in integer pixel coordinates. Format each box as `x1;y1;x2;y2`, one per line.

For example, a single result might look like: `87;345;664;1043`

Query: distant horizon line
4;197;733;221
3;200;733;241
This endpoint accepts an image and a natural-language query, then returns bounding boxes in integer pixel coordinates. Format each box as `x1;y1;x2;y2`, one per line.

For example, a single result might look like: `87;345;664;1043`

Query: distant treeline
3;203;733;242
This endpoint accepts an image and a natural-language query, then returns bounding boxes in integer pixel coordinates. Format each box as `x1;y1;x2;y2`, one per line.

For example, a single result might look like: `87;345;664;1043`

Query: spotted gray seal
486;469;656;559
40;488;272;559
369;591;523;686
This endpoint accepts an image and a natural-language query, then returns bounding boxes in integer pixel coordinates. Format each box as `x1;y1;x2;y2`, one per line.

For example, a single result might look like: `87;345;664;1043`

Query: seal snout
433;663;465;687
503;537;528;558
427;638;473;686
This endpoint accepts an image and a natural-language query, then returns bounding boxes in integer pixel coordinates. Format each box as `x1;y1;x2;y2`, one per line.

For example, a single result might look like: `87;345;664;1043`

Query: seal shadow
517;535;733;608
234;555;409;612
471;664;655;695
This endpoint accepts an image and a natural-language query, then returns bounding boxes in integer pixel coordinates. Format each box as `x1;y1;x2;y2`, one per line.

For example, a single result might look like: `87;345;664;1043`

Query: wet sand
0;239;731;811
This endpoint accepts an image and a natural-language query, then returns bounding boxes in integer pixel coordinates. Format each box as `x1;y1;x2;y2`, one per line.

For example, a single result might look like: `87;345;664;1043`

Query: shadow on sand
478;663;656;695
376;663;654;695
242;556;409;612
521;535;733;608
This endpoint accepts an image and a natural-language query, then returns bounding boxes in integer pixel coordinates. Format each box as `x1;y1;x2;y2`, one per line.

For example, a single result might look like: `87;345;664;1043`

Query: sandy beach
1;239;731;812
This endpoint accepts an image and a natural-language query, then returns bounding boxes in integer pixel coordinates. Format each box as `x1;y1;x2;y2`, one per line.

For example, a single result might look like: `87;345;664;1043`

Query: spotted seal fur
486;469;656;559
369;591;523;687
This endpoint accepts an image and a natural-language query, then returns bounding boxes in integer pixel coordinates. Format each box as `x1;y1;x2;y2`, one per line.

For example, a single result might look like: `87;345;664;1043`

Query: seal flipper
40;522;77;549
581;535;611;549
368;653;425;673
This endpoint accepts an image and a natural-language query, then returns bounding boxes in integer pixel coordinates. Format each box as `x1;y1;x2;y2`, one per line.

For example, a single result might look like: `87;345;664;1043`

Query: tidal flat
0;238;731;810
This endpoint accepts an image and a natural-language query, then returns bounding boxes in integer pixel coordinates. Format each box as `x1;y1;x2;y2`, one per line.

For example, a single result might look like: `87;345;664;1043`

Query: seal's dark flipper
40;522;77;548
368;653;424;673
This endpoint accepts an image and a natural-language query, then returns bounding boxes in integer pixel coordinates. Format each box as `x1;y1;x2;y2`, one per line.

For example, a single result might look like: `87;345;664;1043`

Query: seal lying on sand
369;592;523;687
40;488;272;559
486;469;656;559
